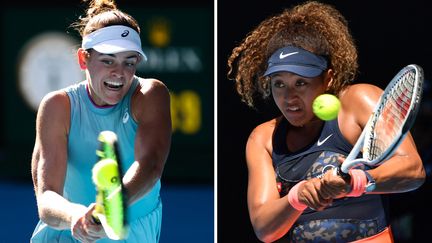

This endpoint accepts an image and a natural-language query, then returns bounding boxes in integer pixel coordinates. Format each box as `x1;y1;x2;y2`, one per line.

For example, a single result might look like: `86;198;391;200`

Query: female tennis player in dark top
227;2;425;242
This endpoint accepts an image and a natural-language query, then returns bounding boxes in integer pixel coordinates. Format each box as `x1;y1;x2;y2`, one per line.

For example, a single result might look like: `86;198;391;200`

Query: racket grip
335;166;367;197
92;192;103;225
335;166;351;183
92;214;101;224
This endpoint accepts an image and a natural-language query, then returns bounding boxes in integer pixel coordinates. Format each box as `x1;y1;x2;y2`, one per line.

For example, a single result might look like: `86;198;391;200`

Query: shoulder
340;83;383;96
131;78;170;121
38;90;70;114
36;90;70;133
132;78;170;108
337;83;383;143
340;83;382;107
250;119;278;136
247;118;279;151
339;83;383;117
135;78;169;98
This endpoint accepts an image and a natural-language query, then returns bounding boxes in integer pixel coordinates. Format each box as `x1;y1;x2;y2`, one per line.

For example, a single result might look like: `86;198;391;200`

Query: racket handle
335;166;368;197
335;165;351;183
92;191;104;225
92;214;101;224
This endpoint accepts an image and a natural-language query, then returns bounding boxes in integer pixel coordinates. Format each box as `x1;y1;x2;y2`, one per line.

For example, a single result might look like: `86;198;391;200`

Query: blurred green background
0;1;214;242
0;1;213;184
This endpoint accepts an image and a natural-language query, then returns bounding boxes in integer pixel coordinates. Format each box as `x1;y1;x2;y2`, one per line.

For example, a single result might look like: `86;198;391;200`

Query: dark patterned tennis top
272;117;389;242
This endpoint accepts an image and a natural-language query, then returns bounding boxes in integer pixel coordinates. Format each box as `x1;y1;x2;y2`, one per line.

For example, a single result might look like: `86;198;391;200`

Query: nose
283;86;296;100
111;65;124;79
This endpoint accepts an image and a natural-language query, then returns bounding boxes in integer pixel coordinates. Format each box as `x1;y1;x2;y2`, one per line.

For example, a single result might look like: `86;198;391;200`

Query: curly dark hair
71;0;140;37
227;1;358;107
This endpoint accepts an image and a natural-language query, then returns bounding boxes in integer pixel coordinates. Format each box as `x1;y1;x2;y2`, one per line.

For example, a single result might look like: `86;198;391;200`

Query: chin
285;118;304;127
108;100;121;106
289;121;306;127
107;95;124;105
286;115;317;128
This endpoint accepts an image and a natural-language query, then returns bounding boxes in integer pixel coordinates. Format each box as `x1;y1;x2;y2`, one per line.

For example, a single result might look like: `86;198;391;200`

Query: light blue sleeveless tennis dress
31;77;162;242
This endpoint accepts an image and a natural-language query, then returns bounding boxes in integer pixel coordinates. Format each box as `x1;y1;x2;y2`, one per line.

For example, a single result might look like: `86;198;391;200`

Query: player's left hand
71;203;107;242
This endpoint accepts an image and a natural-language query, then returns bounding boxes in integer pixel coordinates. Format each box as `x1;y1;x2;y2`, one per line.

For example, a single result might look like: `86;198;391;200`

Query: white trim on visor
82;25;147;61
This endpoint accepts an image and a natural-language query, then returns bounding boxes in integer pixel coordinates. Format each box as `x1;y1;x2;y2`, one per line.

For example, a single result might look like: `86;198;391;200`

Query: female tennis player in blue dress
227;1;425;242
30;0;171;242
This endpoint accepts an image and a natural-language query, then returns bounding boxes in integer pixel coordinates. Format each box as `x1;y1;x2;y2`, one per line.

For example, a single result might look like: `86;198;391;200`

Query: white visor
82;25;147;61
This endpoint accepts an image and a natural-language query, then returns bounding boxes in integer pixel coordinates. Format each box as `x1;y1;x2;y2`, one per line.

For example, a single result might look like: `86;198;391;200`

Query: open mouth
287;106;301;112
104;80;124;90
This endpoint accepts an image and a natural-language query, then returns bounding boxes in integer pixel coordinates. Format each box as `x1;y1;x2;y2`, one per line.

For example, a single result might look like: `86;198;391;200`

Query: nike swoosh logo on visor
279;51;299;59
317;134;333;146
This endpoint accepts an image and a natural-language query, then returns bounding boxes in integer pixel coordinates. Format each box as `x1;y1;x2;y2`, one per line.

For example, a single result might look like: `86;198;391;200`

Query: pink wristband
288;180;307;211
346;169;367;197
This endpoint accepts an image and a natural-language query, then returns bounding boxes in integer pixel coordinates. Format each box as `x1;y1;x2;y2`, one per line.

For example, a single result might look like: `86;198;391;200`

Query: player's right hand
319;167;351;199
297;178;333;211
71;203;107;242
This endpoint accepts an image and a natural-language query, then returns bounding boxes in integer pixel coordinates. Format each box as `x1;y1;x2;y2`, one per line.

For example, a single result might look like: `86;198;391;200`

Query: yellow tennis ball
312;94;341;121
92;159;120;189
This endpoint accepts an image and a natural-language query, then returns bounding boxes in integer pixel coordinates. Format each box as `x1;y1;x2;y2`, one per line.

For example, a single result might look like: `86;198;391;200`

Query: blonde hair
227;1;358;107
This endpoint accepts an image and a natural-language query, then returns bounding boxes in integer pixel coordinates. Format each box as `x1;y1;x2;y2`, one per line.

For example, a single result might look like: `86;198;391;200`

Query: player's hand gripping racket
92;131;128;240
336;64;424;183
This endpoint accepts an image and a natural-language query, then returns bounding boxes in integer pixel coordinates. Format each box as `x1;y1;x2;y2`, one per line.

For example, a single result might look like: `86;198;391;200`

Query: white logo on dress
123;109;129;123
317;134;333;146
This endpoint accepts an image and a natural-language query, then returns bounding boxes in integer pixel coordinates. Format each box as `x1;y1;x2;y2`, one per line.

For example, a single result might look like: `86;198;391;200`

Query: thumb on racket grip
91;202;103;224
346;169;367;197
288;180;308;211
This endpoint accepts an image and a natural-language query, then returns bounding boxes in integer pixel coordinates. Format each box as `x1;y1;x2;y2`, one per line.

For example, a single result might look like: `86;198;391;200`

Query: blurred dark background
0;0;213;242
217;0;432;242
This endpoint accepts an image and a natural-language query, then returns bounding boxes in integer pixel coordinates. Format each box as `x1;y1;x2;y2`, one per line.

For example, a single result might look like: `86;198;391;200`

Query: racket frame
93;130;129;240
340;64;423;174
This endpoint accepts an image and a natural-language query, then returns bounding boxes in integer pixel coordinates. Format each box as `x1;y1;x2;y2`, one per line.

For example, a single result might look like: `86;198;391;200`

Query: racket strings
366;69;416;160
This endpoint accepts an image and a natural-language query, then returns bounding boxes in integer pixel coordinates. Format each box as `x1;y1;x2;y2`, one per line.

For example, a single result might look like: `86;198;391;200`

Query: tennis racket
92;131;128;240
337;64;423;180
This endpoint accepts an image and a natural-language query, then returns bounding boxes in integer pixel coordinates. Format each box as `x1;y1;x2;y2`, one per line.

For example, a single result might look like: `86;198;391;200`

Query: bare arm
31;91;105;242
247;121;312;242
123;79;172;205
368;133;424;192
339;84;425;193
31;91;87;229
